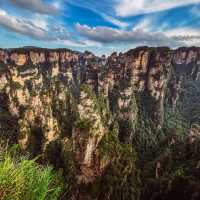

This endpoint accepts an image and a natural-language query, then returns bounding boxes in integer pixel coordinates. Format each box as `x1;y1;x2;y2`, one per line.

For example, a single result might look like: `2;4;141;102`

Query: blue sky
1;0;200;55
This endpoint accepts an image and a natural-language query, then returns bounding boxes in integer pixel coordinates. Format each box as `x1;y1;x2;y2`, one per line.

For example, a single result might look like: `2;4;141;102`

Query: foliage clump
141;132;200;200
0;145;64;200
97;129;141;200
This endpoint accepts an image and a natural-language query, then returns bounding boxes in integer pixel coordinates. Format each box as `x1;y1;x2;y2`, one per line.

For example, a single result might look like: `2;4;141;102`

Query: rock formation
0;46;199;199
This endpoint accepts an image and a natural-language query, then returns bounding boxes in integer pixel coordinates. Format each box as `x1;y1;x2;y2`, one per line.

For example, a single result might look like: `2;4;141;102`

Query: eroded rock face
0;47;199;199
0;46;199;145
125;47;172;129
72;87;108;183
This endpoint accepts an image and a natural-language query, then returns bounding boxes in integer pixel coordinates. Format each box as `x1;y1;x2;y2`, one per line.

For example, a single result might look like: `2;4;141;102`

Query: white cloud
115;0;200;17
60;39;102;47
166;27;200;37
76;23;182;47
101;14;129;28
166;27;200;45
0;9;68;41
132;16;170;32
0;9;101;48
0;9;47;40
9;0;59;15
76;20;200;47
132;17;153;31
65;0;128;28
31;14;48;30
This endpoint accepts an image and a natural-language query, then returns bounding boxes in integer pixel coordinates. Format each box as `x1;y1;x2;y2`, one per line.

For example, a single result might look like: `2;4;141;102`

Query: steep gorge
0;46;199;199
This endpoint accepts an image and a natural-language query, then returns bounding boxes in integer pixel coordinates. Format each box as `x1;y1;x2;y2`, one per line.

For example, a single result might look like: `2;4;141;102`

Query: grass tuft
0;145;63;200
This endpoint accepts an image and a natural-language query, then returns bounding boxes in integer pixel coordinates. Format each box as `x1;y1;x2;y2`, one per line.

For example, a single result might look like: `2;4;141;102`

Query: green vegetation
0;62;7;73
80;84;111;124
61;140;77;199
72;85;141;200
79;129;141;200
141;137;200;200
10;80;23;90
75;119;92;131
0;145;64;200
97;128;141;200
0;49;199;200
164;106;189;136
18;62;36;73
177;78;200;125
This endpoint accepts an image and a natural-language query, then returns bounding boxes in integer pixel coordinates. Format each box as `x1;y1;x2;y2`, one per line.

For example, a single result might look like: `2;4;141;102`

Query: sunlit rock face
123;47;173;130
71;87;109;184
0;47;199;198
0;47;199;143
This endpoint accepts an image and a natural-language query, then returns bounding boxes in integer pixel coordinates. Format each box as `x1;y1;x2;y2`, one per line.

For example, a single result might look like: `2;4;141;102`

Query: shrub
0;146;63;200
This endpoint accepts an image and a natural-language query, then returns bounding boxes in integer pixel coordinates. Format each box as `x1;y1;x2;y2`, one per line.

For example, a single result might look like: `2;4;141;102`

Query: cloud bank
115;0;200;17
9;0;59;15
0;9;66;41
76;23;184;47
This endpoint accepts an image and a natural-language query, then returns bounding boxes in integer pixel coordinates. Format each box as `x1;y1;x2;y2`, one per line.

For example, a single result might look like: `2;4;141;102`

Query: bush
0;146;63;200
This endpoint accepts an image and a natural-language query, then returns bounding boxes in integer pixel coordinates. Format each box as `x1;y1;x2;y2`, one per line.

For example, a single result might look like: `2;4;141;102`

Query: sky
1;0;200;55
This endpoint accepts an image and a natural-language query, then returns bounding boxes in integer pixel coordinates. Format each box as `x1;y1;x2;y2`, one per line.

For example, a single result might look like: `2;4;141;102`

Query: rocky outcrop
0;46;199;199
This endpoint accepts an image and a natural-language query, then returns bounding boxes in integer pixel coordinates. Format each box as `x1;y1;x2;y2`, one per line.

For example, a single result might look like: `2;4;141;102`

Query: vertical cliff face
0;47;199;199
